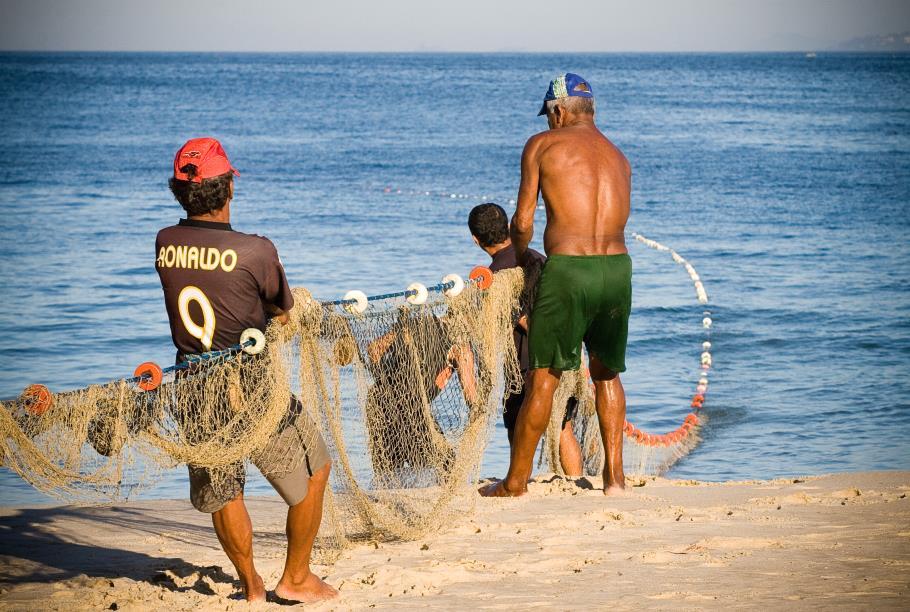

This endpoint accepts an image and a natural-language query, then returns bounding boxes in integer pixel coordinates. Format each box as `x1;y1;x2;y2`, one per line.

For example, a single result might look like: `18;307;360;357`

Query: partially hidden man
155;138;337;603
480;73;632;497
468;202;583;477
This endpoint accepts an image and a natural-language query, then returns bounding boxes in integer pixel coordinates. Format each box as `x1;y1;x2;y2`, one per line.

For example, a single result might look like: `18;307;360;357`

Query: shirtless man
479;73;632;497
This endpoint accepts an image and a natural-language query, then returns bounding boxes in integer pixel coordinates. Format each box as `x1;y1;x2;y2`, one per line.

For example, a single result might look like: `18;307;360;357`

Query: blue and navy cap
538;73;594;116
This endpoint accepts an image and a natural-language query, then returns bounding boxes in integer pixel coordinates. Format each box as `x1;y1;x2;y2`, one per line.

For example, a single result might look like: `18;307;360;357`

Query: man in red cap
156;137;337;603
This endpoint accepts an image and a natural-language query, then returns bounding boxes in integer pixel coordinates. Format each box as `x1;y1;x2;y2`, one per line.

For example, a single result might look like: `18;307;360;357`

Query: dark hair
468;203;509;248
168;164;233;216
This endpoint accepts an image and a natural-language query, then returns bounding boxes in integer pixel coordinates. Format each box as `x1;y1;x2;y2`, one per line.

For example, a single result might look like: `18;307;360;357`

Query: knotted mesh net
0;268;541;559
0;233;712;560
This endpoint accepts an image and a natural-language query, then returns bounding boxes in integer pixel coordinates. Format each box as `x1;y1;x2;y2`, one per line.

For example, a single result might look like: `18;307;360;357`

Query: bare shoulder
523;130;555;157
600;131;631;175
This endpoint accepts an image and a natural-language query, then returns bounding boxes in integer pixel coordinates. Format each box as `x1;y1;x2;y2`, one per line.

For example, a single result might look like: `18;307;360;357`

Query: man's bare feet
478;480;526;497
242;573;267;602
274;572;339;603
603;483;630;496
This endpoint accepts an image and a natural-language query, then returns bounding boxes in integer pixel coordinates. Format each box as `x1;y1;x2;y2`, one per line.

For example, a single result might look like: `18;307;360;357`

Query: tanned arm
367;330;398;363
452;344;477;405
264;303;290;326
433;344;477;405
511;135;543;265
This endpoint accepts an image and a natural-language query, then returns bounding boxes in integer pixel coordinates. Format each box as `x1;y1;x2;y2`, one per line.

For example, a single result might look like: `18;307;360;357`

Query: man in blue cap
480;73;632;497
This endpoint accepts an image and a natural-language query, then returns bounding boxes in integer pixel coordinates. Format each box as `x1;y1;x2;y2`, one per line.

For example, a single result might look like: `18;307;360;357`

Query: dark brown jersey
155;219;293;361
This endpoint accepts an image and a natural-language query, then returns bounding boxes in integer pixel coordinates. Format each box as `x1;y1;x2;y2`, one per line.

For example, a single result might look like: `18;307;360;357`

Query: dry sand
1;471;908;610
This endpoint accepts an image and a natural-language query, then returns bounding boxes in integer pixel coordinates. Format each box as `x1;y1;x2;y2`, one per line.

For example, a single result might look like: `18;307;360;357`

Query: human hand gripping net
0;266;527;560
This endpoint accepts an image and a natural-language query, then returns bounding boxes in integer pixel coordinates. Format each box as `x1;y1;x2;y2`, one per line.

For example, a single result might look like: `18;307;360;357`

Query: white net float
703;316;713;328
406;282;429;305
240;328;266;355
343;290;368;315
703;341;712;350
442;273;465;297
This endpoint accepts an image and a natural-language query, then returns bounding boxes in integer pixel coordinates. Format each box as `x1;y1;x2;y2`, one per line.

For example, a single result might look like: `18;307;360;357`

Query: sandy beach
0;471;907;610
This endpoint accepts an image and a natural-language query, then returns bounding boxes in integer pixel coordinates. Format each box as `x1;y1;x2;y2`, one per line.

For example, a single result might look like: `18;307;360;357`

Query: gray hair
546;96;595;116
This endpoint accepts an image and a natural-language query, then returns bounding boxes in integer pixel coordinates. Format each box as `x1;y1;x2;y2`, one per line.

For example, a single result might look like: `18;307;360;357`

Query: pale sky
0;0;908;52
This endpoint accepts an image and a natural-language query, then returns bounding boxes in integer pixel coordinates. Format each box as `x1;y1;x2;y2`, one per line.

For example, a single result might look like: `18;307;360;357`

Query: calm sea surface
0;52;908;506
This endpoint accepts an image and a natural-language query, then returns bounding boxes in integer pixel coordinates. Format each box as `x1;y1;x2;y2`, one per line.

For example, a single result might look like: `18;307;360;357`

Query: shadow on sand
0;504;238;597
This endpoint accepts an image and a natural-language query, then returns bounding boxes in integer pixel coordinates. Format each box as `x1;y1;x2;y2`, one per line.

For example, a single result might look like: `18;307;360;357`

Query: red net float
134;362;163;392
469;266;494;290
21;384;53;416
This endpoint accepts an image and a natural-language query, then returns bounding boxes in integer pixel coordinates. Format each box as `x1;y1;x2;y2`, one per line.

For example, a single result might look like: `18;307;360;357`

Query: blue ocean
0;52;908;506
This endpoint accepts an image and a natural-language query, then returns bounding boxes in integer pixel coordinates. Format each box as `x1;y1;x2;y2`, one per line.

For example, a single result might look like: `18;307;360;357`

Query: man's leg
559;421;584;478
480;367;562;496
589;355;626;495
274;461;338;602
211;495;266;601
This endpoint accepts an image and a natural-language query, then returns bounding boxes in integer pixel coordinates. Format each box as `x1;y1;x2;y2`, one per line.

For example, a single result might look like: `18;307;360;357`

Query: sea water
0;52;908;506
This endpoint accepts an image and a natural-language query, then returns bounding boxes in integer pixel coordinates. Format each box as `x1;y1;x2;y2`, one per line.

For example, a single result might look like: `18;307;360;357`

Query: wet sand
1;471;908;610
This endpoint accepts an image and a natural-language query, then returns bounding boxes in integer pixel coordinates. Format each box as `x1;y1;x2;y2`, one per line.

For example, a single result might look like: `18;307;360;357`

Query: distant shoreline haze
1;0;909;53
0;50;909;56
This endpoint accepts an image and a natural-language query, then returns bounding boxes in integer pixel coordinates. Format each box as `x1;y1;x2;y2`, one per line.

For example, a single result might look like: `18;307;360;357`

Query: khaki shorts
187;396;331;513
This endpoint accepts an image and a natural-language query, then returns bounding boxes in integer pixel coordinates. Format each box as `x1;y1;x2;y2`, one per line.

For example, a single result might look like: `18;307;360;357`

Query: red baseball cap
173;137;240;183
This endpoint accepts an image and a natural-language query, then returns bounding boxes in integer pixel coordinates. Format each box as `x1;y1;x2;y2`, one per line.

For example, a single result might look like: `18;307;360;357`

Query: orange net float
623;420;634;436
632;429;645;443
20;384;53;416
685;413;700;426
134;361;163;392
468;266;494;290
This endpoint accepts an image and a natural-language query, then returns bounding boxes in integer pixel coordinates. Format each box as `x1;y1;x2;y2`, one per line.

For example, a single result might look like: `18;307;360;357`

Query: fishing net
0;232;713;560
0;267;530;557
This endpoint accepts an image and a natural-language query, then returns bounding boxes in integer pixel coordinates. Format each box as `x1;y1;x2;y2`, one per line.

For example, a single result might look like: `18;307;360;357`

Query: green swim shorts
528;254;632;372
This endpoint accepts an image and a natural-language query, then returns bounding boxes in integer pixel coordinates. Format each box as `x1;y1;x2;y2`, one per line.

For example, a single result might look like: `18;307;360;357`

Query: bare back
514;121;631;257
